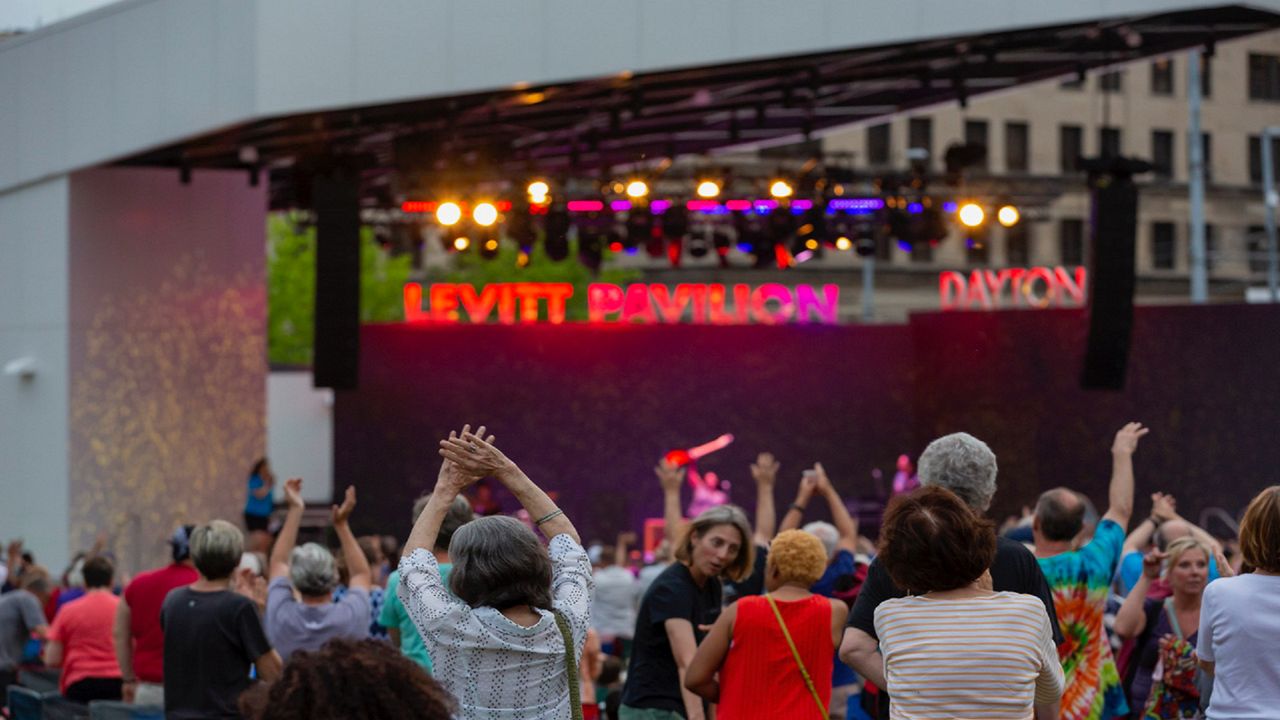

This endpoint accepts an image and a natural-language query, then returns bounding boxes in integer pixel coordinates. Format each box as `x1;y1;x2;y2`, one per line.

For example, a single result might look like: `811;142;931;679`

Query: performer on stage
663;434;734;518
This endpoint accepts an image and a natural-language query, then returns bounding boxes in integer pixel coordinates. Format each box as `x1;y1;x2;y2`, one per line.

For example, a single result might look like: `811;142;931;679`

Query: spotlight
770;180;794;199
436;202;463;226
473;202;499;227
997;205;1020;227
625;180;649;199
480;237;499;259
452;236;471;252
696;180;721;199
958;202;985;228
835;236;853;251
805;238;820;251
527;180;550;198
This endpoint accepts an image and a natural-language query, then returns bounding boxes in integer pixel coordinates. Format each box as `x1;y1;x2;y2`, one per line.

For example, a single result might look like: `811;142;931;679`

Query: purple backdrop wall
337;305;1280;543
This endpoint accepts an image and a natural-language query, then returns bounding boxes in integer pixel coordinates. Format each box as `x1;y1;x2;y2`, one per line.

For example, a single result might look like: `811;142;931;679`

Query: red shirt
123;563;198;683
717;594;835;719
47;591;122;692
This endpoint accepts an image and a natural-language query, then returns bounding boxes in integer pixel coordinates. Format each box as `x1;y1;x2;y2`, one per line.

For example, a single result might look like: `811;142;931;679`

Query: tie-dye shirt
1038;518;1128;720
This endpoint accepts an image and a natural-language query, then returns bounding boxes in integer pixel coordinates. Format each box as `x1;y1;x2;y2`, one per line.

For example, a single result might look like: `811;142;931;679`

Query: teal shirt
381;565;451;672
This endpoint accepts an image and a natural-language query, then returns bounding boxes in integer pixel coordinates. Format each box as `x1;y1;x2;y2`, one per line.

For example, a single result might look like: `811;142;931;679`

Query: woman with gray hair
398;425;594;720
265;477;373;662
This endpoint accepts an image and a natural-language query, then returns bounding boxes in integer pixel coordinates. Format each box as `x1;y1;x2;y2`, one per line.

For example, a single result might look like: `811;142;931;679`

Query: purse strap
764;595;827;718
552;609;585;720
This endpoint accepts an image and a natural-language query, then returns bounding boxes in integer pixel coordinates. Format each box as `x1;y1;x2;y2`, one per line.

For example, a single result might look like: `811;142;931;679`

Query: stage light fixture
625;180;649;199
805;238;820;251
958;202;985;228
835;236;853;251
527;180;550;199
696;180;721;199
997;205;1020;227
452;236;471;251
436;202;463;226
473;202;499;227
770;180;794;199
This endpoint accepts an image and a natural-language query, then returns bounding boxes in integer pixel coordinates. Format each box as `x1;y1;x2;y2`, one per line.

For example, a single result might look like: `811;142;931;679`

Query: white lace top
398;534;594;720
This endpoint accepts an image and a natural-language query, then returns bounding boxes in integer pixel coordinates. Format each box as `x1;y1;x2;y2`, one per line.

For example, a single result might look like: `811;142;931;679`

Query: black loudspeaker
312;173;361;390
1081;158;1147;390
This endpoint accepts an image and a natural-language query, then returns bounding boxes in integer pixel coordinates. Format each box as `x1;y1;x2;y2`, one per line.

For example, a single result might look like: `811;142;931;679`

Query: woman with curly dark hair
239;638;455;720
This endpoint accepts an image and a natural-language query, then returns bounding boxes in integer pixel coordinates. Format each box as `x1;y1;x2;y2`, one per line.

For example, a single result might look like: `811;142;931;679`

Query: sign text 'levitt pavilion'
403;282;841;325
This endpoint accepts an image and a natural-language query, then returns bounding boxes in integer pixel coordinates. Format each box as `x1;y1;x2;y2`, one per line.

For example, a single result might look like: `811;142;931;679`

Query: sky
0;0;119;32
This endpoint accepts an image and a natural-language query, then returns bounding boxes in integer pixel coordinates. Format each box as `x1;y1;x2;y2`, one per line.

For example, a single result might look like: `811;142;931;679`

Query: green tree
267;214;413;365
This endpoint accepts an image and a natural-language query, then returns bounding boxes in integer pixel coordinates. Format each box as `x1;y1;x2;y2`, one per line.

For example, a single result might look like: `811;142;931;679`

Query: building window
964;120;990;170
1201;133;1212;182
867;123;891;166
1151;59;1174;95
1005;224;1029;266
1249;54;1280;101
1152;130;1174;180
1248;226;1267;274
1005;122;1029;173
1060;219;1085;265
1060;125;1083;173
1200;54;1212;98
1099;70;1124;92
1248;135;1280;184
1152;222;1176;270
908;117;933;168
1100;127;1122;158
1189;224;1217;272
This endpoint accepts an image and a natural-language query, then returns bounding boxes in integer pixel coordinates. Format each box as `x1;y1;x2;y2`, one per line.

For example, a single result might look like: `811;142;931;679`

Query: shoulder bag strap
765;595;827;719
1162;598;1184;641
552;609;585;720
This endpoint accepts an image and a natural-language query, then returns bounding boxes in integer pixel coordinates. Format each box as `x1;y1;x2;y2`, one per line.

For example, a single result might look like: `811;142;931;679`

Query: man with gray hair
380;491;475;671
839;432;1062;720
264;477;372;662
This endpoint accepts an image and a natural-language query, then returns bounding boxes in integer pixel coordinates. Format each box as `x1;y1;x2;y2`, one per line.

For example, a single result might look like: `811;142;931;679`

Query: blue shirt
244;474;273;517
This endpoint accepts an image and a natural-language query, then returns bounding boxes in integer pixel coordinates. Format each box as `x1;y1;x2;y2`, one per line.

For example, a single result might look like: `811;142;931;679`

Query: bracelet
790;503;807;513
534;508;565;526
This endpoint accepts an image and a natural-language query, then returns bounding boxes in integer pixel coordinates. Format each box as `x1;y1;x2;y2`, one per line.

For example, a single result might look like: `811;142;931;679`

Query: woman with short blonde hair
685;530;848;718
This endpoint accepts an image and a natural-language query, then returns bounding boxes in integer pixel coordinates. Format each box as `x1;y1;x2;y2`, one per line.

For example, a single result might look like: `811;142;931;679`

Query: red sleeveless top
717;594;834;719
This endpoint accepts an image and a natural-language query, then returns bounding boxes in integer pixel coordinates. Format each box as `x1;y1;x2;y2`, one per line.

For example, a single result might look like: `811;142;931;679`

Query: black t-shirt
621;563;722;714
160;587;272;719
847;535;1063;719
722;544;768;605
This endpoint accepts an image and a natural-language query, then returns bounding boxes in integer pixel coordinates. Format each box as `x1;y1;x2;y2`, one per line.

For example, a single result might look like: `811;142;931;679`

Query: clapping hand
1151;492;1178;522
813;463;833;494
655;459;685;494
283;477;304;510
331;486;356;526
438;425;506;486
750;452;780;488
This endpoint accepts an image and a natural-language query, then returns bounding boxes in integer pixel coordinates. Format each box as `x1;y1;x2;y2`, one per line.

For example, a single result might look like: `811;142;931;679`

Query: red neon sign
403;282;841;325
939;266;1088;310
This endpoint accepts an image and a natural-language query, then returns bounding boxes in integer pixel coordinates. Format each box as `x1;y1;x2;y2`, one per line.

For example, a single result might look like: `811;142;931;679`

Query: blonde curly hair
767;530;829;587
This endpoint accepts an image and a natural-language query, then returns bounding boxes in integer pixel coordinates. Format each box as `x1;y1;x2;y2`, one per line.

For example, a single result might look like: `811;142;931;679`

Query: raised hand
750;452;780;487
813;462;834;494
438;425;511;481
655;459;685;494
331;485;357;526
1142;549;1167;579
1151;492;1177;522
1112;422;1150;456
283;477;304;510
797;472;818;503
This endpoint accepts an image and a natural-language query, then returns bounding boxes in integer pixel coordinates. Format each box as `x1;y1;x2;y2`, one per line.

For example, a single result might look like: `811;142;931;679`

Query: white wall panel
267;371;334;505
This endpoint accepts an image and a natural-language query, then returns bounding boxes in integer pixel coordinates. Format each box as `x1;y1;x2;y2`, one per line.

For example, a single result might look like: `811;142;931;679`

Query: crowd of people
1;422;1278;720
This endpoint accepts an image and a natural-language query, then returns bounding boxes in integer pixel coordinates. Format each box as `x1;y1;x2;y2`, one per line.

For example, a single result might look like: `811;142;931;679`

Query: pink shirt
48;590;122;692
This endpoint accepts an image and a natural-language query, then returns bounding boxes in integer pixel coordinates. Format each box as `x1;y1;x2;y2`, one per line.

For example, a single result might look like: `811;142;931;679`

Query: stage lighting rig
958;202;986;228
436;201;463;226
473;202;499;227
770;179;794;199
625;180;650;199
997;205;1021;227
696;180;722;199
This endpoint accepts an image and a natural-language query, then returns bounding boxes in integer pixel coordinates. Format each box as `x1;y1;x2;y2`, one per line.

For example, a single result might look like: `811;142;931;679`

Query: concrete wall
267;370;334;505
0;178;70;570
67;167;267;574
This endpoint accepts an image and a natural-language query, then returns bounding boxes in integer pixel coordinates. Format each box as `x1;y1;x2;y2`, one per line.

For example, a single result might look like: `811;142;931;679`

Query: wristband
789;503;807;513
534;508;564;526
